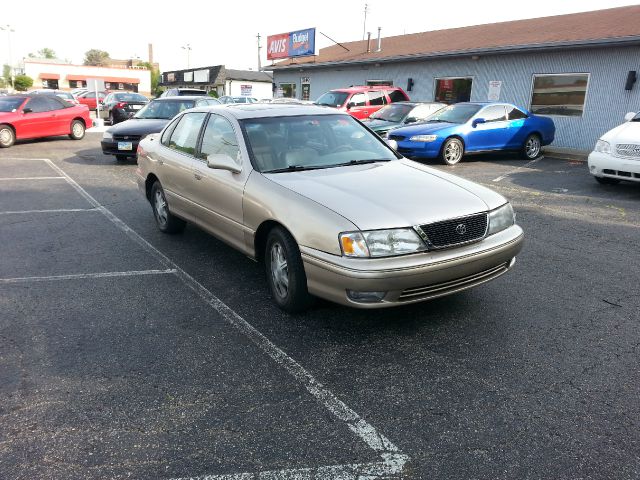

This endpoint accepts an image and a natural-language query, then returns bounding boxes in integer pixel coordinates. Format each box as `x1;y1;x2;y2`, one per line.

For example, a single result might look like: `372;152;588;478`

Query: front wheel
69;120;85;140
440;138;464;165
151;181;186;234
521;134;541;160
265;227;313;313
0;124;15;148
595;176;620;185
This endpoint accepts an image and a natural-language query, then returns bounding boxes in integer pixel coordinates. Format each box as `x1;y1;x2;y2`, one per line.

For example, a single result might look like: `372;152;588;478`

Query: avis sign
267;28;315;60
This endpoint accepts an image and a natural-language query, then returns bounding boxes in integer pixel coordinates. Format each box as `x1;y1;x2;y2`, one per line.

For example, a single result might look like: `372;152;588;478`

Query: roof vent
376;27;382;52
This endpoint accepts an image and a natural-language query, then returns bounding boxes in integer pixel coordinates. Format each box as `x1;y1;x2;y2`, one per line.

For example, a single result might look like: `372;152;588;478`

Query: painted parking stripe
0;176;65;181
492;156;544;182
40;157;409;476
0;269;177;285
0;208;98;215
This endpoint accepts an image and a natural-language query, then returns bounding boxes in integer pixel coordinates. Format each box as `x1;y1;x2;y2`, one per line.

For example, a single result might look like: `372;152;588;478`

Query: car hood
361;119;401;131
107;118;170;135
601;120;640;144
264;159;494;230
389;121;458;137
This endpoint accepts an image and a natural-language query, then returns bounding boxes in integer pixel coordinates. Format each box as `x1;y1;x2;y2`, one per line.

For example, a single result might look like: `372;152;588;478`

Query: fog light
346;290;387;303
590;165;596;172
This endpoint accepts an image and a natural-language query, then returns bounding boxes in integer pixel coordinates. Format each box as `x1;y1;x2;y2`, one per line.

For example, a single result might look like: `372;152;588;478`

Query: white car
588;112;640;185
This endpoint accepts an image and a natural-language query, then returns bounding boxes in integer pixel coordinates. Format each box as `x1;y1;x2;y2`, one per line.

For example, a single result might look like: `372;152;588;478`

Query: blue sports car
387;102;555;165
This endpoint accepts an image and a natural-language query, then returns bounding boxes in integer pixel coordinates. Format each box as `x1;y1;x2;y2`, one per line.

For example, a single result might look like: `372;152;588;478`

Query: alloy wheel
154;189;168;227
525;136;541;158
270;242;289;299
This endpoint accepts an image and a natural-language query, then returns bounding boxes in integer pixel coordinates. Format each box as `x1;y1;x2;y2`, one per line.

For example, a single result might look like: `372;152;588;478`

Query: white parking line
0;269;177;285
0;176;65;181
0;208;98;215
38;157;409;477
492;156;544;182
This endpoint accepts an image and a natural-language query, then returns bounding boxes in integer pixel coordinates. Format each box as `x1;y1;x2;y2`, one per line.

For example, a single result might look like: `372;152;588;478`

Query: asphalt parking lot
1;133;639;480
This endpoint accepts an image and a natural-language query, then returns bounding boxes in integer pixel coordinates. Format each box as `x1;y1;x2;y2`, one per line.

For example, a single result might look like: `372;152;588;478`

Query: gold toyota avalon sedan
136;104;524;312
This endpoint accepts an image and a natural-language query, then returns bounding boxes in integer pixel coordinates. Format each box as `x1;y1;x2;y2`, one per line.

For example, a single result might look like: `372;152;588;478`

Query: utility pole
257;33;262;71
0;25;15;88
362;3;368;40
181;44;192;69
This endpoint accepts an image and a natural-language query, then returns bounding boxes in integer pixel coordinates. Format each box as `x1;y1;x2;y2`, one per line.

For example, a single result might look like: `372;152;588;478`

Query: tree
13;75;33;91
84;49;111;66
28;48;56;59
2;64;11;87
138;61;161;97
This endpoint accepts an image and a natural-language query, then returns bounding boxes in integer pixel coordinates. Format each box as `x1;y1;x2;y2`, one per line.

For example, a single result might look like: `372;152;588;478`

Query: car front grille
603;169;640;179
388;134;406;141
615;143;640;159
419;213;487;249
113;134;142;142
398;261;511;301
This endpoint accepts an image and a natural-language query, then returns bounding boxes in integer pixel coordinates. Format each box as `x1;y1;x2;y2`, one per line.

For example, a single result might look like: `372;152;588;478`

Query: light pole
181;44;192;69
0;25;15;88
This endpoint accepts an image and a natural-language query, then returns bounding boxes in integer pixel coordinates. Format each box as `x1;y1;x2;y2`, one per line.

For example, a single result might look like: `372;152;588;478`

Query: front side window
530;73;588;116
368;91;386;106
479;105;507;122
167;112;207;156
349;93;366;107
25;96;55;113
434;78;473;104
200;115;240;162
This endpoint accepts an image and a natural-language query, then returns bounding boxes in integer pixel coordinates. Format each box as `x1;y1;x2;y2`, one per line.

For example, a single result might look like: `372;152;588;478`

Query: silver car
136;105;524;311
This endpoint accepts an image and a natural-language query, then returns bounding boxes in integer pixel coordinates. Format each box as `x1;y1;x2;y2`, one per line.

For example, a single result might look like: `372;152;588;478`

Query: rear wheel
265;227;313;312
0;124;15;148
595;176;620;185
151;181;186;233
521;133;541;159
440;138;464;165
69;120;85;140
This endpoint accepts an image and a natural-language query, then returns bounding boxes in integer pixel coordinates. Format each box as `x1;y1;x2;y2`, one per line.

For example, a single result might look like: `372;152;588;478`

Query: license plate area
117;142;133;151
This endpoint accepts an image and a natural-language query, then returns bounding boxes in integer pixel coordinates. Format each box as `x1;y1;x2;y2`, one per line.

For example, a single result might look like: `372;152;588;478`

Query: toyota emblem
455;224;467;235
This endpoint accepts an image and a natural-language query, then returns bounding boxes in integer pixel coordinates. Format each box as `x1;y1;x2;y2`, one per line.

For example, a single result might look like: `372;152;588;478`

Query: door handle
194;171;202;180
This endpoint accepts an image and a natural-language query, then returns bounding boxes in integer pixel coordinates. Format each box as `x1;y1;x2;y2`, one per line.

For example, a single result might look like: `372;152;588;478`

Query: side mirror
404;117;417;124
472;117;486;128
206;153;242;174
22;108;33;114
346;102;355;110
624;111;636;122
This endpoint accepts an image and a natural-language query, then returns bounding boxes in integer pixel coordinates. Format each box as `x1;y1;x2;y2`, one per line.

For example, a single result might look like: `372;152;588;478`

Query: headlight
594;139;610;154
102;131;113;140
487;203;515;236
409;134;438;142
340;228;426;258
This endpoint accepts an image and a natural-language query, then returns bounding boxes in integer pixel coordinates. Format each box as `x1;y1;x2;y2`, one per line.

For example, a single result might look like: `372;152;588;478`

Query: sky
1;0;638;73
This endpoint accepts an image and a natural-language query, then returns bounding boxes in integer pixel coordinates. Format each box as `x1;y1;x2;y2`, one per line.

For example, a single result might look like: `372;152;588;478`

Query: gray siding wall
273;46;640;150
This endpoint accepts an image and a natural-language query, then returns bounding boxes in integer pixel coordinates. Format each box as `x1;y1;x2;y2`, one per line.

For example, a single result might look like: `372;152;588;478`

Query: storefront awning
39;73;60;79
66;74;140;84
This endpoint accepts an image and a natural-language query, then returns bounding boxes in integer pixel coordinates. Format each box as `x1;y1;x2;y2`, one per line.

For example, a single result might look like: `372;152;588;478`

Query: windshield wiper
334;159;390;167
264;165;326;173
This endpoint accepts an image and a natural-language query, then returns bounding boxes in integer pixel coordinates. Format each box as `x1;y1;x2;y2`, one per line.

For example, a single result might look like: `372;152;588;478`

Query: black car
101;96;221;162
160;88;209;97
100;92;149;124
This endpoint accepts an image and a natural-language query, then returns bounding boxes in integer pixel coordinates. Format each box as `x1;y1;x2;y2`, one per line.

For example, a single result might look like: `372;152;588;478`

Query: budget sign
267;28;315;60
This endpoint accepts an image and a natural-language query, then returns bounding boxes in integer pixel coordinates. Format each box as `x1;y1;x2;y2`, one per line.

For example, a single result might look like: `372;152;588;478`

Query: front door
18;96;57;138
467;104;508;151
190;113;249;249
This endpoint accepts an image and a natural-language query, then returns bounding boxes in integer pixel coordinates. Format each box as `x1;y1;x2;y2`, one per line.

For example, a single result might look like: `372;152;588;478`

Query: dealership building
159;66;273;99
269;6;640;151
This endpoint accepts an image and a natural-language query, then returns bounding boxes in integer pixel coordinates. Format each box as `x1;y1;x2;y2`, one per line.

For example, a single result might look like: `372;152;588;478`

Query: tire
151;181;186;234
69;120;85;140
0;124;15;148
440;138;464;165
521;133;541;160
264;227;313;313
595;176;620;185
115;155;129;163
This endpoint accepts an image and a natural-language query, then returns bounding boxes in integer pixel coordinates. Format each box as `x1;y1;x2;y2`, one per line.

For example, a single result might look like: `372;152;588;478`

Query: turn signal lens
340;232;370;257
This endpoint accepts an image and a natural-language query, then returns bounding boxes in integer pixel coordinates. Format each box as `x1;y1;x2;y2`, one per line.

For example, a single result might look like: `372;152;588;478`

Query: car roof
184;103;347;120
330;85;402;93
152;96;213;102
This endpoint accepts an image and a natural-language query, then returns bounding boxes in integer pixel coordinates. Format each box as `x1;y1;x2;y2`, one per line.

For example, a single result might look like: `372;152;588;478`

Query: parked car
0;94;92;148
361;101;446;137
387;102;555;165
160;88;208;97
588;111;640;185
315;85;411;120
269;98;314;105
71;88;88;97
99;92;149;124
136;104;524;312
101;96;220;162
77;91;107;110
28;89;80;105
218;96;258;104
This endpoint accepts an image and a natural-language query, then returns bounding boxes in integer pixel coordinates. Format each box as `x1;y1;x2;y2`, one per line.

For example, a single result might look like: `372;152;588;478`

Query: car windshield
370;104;414;122
242;114;398;173
427;104;483;124
315;91;349;108
134;100;195;119
114;93;148;102
0;97;25;112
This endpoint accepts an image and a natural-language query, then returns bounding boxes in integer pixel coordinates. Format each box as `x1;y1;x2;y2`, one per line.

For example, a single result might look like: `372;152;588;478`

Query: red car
0;94;93;148
315;85;411;119
77;90;107;110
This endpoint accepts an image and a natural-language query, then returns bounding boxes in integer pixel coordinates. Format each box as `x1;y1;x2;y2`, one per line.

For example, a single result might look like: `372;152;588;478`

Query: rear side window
349;93;366;107
481;105;507;122
388;90;408;103
368;91;386;106
167;112;207;155
507;106;528;120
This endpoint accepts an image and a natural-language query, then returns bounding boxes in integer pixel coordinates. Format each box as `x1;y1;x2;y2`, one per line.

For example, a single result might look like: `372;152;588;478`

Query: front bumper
101;139;140;157
301;225;524;308
588;151;640;182
394;139;443;158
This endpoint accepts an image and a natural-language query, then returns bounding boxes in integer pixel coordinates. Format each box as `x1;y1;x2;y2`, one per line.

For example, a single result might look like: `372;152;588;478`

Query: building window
530;73;589;117
280;83;296;98
366;80;392;86
42;79;59;89
69;80;87;88
434;77;472;103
